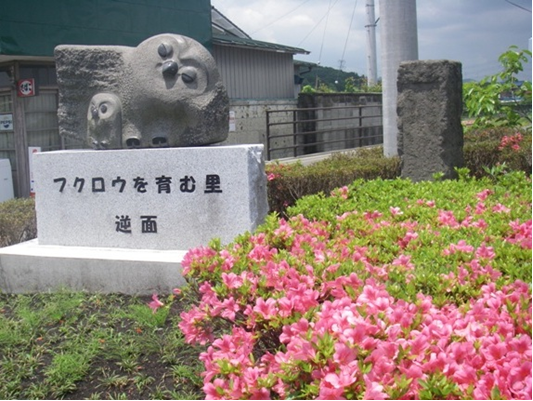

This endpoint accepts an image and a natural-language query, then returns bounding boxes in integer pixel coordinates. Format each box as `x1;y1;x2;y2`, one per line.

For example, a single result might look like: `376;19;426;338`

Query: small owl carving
87;93;122;149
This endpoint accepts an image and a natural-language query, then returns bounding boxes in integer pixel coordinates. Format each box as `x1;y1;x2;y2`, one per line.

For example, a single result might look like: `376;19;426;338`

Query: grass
0;291;205;400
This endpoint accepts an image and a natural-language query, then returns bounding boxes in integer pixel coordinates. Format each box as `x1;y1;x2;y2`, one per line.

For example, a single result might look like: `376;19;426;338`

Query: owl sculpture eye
180;66;197;83
100;104;108;114
158;43;173;58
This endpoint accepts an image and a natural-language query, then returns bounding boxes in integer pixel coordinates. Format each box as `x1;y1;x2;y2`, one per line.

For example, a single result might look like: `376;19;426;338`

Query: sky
211;0;532;81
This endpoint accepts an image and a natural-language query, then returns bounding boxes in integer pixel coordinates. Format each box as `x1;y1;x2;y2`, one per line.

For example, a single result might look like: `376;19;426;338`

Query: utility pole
365;0;378;86
379;0;418;157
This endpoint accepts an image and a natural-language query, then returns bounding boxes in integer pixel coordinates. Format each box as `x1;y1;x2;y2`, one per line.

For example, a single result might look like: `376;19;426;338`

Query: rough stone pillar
397;60;464;181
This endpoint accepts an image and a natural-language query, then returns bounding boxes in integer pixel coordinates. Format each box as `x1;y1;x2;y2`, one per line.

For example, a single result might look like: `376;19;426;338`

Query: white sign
0;114;13;131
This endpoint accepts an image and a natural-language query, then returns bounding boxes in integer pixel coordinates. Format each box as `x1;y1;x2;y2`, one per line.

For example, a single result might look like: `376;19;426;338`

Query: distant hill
297;63;479;88
297;63;366;91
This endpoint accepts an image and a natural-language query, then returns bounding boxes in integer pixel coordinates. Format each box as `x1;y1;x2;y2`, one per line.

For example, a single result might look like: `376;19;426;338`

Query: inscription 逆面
116;215;158;234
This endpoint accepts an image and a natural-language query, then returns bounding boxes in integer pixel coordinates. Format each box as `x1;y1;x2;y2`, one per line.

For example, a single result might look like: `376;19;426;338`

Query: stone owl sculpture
54;34;229;150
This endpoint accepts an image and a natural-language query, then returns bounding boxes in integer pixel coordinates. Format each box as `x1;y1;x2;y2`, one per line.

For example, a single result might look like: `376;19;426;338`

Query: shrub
267;147;400;216
0;198;37;247
178;170;532;400
464;127;532;177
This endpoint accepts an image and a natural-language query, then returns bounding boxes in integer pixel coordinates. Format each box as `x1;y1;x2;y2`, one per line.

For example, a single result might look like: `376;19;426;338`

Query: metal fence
266;104;383;160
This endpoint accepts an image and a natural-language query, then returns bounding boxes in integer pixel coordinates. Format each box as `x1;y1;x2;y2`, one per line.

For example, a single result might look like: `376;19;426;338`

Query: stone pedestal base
0;240;186;295
1;145;268;294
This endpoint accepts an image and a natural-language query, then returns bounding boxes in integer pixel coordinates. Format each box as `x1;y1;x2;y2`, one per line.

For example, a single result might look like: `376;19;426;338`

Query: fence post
266;110;271;160
293;110;298;157
358;106;363;147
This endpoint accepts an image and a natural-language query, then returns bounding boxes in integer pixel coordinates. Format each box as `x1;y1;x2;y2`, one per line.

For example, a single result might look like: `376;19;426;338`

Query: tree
463;46;532;129
300;65;363;91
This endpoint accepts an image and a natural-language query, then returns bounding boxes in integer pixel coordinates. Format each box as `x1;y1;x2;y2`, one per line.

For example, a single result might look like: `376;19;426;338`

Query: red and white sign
17;79;36;97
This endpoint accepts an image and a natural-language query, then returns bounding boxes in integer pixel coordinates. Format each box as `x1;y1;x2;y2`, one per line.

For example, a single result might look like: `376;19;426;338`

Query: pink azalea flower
443;240;474;255
333;342;357;365
219;297;240;321
453;364;478;385
204;378;228;400
324;365;357;389
506;219;532;249
416;199;436;207
364;210;383;220
148;293;164;313
398;231;418;249
492;203;511;213
438;210;459;228
250;388;270;400
475;201;486;215
331;185;349;199
317;386;346;400
399;361;425;381
221;272;243;289
179;307;214;345
390;206;403;216
392;254;415;270
363;375;389;399
253;297;278;320
475;244;496;260
277;296;295;317
476;189;493;201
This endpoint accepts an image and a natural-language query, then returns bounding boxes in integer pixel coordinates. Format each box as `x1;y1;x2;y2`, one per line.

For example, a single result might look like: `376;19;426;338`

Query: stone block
397;60;464;181
33;145;268;250
55;34;229;149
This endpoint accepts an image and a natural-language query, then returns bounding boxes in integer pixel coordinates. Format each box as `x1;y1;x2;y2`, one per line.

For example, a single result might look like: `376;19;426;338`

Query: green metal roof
0;0;212;57
212;34;309;55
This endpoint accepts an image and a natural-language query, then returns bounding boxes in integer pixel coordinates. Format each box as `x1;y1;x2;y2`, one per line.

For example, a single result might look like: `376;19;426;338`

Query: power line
318;0;334;63
250;0;315;35
297;0;342;47
339;0;358;70
504;0;532;13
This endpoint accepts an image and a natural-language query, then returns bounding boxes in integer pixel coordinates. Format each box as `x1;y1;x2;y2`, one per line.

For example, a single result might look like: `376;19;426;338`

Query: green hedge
0;198;37;247
267;127;532;216
463;127;532;177
267;147;400;216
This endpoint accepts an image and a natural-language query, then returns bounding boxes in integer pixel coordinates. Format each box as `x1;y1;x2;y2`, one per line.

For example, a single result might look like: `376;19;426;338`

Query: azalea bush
463;127;532;178
175;169;531;399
